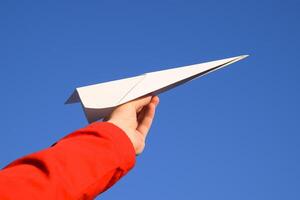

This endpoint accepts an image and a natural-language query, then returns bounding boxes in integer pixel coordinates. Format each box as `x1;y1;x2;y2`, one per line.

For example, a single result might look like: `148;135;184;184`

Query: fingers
133;95;152;111
137;106;147;123
136;96;159;137
137;96;159;123
151;95;160;106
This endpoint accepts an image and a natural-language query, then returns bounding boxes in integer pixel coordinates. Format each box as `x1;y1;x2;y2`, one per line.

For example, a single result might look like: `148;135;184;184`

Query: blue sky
1;1;300;199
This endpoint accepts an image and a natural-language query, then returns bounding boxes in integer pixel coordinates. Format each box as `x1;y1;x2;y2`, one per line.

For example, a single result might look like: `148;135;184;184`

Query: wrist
107;120;136;151
107;120;144;155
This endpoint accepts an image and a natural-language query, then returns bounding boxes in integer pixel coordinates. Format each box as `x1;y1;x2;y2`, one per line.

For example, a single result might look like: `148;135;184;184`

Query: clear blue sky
1;1;299;199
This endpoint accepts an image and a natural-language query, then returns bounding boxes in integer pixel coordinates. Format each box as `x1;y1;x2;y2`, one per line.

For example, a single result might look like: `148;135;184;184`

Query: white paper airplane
66;55;248;123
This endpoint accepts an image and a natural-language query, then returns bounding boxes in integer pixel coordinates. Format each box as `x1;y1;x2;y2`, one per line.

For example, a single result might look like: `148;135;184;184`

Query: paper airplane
66;55;248;123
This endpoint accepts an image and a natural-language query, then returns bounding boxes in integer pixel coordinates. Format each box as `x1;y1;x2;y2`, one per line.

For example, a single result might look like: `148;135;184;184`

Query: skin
106;95;159;155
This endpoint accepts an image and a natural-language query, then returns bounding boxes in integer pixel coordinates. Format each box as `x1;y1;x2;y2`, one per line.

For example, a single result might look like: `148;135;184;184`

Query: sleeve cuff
86;122;136;171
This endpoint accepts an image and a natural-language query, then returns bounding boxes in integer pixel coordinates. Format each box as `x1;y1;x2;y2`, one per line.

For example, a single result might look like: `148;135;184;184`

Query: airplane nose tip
240;55;249;59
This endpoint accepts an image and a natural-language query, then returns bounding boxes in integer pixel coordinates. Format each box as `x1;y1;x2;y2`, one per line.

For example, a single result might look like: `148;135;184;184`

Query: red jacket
0;122;136;200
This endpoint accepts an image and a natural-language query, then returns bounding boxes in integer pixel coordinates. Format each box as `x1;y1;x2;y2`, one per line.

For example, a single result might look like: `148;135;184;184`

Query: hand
105;95;159;155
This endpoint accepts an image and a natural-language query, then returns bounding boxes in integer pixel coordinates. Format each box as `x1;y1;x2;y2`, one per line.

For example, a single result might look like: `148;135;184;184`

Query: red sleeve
0;122;136;200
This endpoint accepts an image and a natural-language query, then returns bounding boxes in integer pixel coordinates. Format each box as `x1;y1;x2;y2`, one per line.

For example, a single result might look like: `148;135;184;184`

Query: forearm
0;122;136;200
